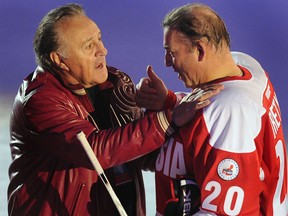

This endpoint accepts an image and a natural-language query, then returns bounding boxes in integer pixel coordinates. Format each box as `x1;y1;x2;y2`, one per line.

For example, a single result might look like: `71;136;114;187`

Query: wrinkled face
56;15;108;88
163;27;200;88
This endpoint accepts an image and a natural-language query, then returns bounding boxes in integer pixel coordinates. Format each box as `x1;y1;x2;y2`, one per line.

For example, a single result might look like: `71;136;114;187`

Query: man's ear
195;41;205;61
50;52;69;71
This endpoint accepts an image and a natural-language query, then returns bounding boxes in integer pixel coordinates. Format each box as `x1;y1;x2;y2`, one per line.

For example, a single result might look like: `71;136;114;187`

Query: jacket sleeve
87;111;171;169
23;88;175;170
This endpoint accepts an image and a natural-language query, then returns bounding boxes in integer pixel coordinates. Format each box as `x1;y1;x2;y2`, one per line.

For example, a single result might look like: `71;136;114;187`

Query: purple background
0;1;287;215
1;0;287;131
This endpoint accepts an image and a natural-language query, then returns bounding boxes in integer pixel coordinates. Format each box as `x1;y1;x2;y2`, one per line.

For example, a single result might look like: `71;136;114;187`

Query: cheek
175;53;188;67
85;60;96;73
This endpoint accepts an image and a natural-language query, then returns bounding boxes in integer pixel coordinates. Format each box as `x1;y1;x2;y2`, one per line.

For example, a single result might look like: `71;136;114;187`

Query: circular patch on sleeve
217;158;239;181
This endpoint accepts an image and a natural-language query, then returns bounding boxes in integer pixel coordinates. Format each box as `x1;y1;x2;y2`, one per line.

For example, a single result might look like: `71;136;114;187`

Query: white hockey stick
76;131;128;216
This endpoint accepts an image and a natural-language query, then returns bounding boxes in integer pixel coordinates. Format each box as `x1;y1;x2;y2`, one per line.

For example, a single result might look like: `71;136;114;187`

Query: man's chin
95;68;109;84
94;77;108;86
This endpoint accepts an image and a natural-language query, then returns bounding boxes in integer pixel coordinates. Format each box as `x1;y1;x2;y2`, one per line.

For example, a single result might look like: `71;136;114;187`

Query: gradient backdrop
1;1;287;215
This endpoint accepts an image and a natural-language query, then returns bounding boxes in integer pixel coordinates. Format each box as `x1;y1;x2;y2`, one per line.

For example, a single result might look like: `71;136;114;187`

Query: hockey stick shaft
76;131;128;216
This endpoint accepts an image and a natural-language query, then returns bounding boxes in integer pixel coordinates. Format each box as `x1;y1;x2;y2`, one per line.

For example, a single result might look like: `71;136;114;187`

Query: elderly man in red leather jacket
7;3;221;216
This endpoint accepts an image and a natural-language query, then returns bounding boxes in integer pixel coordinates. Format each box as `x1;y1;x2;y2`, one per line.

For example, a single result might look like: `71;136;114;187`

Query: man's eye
86;43;94;49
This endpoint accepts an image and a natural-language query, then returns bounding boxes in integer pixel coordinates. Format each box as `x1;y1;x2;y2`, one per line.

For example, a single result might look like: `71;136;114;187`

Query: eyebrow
82;31;102;45
83;37;92;45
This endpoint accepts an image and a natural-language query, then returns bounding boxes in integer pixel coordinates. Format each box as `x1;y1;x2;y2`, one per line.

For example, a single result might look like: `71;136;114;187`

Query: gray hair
33;3;85;71
162;3;230;50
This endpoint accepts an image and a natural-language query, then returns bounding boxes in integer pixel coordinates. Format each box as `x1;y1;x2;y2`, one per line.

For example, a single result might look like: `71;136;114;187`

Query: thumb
146;65;160;84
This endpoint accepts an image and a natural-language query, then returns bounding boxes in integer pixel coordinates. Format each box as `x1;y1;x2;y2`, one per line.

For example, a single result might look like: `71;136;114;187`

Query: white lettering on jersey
273;140;288;215
269;94;281;138
156;138;187;178
202;181;244;215
265;84;271;100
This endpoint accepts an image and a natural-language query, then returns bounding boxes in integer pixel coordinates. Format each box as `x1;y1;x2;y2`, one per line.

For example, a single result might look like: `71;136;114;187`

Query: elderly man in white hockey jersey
135;3;288;216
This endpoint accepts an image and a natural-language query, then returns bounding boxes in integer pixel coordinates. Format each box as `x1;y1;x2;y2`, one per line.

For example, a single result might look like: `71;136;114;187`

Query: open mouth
96;63;103;69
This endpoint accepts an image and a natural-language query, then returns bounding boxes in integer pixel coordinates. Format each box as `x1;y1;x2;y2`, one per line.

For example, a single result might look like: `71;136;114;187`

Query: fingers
195;100;210;109
202;83;224;92
135;90;158;109
193;84;224;109
135;89;157;102
135;78;158;108
135;65;168;110
136;78;148;90
171;83;224;127
146;65;153;76
180;98;210;114
199;84;224;101
182;84;224;103
173;97;211;127
136;78;157;94
146;65;160;84
176;83;224;124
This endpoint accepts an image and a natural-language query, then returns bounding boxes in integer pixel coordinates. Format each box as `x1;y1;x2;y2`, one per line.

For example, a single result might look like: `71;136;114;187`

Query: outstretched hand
135;65;224;127
135;65;168;110
172;84;224;127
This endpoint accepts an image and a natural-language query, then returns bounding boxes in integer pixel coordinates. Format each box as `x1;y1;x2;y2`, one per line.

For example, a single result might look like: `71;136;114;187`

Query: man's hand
172;84;224;127
135;65;223;127
135;65;168;110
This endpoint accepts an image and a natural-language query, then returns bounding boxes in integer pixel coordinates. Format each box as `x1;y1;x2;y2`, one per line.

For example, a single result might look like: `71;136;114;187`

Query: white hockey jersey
155;52;288;215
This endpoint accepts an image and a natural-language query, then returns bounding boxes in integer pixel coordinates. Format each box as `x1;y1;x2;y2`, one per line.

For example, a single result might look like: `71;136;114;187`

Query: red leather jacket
8;66;173;215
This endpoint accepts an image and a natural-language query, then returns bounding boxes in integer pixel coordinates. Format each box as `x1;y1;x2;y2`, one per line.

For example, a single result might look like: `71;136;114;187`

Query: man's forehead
163;28;185;46
57;15;100;42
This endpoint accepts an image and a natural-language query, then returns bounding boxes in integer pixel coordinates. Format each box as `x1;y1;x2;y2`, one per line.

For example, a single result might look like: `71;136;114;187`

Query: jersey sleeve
258;79;288;215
